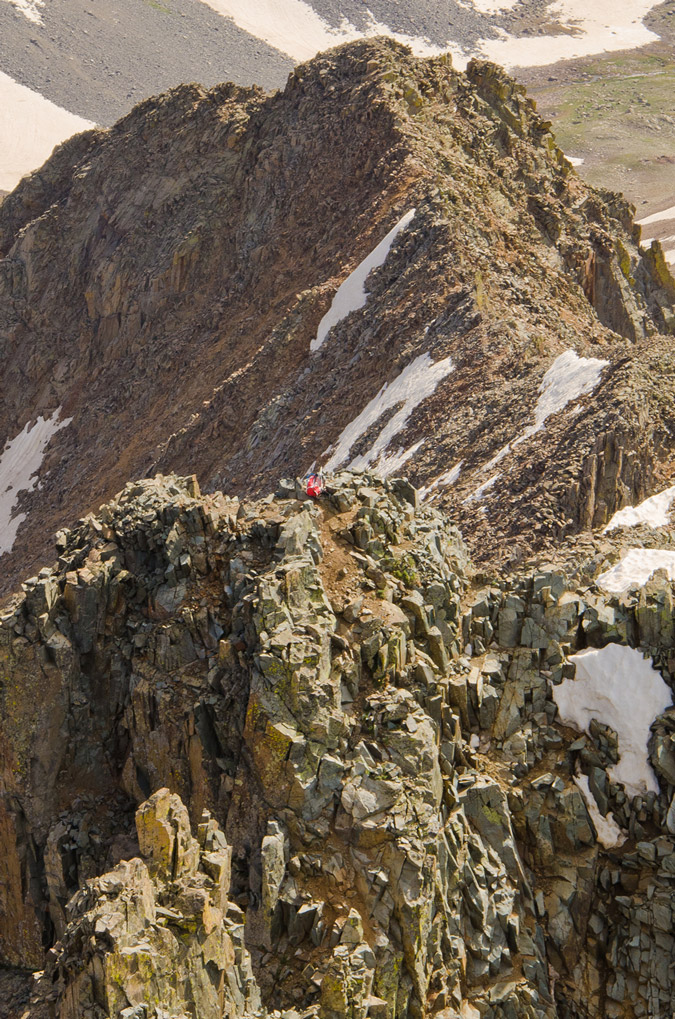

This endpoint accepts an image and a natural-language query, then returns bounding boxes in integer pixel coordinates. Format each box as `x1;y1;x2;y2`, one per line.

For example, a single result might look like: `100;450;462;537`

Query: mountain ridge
1;37;674;598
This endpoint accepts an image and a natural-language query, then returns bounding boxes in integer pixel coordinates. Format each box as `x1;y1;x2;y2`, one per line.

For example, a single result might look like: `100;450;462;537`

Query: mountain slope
1;38;674;598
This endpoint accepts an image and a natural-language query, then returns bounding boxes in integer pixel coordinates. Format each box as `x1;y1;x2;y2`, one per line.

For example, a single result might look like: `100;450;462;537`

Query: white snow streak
637;204;675;227
463;472;500;504
567;156;585;166
603;485;675;533
0;410;72;556
596;549;675;594
377;438;426;477
0;70;95;193
553;644;672;797
573;773;626;849
311;210;416;353
482;350;608;473
1;0;44;24
324;352;455;474
420;461;463;499
483;443;513;472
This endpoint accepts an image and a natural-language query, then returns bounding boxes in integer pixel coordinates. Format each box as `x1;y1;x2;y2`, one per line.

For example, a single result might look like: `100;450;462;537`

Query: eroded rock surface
25;788;259;1019
1;472;675;1017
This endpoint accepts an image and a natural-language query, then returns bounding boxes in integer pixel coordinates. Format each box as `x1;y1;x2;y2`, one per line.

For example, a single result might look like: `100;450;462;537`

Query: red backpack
306;472;325;498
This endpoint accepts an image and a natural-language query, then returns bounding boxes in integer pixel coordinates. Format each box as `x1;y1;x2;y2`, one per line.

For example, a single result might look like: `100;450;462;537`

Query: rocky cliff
1;38;675;595
3;471;675;1018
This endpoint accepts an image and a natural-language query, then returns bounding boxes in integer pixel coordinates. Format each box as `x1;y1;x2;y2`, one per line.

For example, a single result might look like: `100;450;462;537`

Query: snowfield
637;204;675;228
197;0;452;61
478;0;660;68
533;349;609;431
603;484;675;533
553;643;672;797
483;349;609;473
0;410;72;556
0;70;94;193
197;0;663;70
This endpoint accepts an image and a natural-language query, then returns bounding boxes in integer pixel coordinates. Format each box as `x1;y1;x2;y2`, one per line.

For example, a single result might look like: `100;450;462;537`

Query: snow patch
603;485;675;533
481;350;608;473
198;0;452;62
470;0;519;11
637;203;675;227
0;70;95;193
463;473;500;504
420;461;462;499
567;156;585;166
311;210;416;353
377;438;426;477
324;352;455;474
198;0;357;60
553;644;672;797
573;773;626;849
477;1;660;69
0;410;72;556
483;443;512;472
1;0;44;23
596;548;675;594
533;349;608;431
664;248;675;265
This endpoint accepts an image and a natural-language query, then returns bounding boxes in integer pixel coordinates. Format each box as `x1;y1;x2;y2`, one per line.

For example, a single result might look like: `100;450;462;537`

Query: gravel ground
0;0;510;130
309;0;497;48
0;0;293;126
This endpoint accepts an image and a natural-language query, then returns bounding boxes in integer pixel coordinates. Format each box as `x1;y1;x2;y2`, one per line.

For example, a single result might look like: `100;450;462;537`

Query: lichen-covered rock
24;789;260;1019
3;470;675;1018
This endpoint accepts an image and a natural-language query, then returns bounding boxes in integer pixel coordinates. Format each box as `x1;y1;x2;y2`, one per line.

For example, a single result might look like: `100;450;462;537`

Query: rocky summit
1;470;675;1018
2;35;675;1019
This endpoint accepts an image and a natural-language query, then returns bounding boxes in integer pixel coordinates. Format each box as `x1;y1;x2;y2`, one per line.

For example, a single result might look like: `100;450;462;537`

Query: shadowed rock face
3;471;675;1018
1;38;674;597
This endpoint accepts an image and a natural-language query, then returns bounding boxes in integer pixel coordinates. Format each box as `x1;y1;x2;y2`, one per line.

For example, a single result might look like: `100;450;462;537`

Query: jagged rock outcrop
2;472;675;1018
1;39;674;594
25;788;260;1019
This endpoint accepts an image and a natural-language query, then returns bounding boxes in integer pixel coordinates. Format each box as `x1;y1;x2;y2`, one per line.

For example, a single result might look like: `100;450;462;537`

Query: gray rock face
1;470;675;1017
